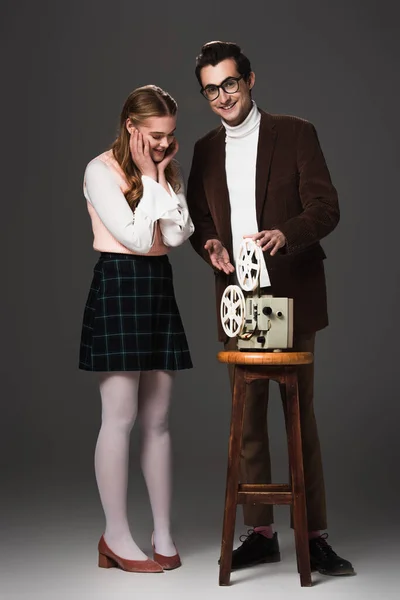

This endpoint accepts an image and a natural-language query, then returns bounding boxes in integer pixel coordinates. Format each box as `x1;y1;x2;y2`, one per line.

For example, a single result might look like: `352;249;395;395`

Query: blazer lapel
256;110;277;225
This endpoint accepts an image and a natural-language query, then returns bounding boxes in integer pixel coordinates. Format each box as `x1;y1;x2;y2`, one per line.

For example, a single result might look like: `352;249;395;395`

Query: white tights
95;371;176;560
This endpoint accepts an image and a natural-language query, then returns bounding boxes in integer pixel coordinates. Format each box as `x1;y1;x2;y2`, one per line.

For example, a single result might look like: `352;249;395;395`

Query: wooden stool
217;351;314;587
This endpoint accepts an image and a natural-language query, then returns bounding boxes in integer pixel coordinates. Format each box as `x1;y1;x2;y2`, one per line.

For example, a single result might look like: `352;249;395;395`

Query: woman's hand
157;138;179;175
130;129;158;181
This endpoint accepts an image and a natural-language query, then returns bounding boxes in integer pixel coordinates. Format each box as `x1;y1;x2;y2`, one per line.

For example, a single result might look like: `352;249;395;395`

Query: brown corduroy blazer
186;109;340;342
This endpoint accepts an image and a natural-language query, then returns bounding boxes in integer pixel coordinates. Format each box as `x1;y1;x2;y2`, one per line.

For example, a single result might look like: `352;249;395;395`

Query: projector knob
262;307;272;316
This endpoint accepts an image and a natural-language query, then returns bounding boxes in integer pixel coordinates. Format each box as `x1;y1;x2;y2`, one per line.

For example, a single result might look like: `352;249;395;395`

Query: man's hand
204;239;235;274
244;229;286;256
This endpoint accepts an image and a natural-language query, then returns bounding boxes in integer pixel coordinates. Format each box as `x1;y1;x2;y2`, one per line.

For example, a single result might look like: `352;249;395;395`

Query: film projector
220;239;293;351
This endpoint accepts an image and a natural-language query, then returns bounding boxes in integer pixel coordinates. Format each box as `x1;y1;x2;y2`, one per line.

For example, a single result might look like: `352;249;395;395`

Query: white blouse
84;158;194;254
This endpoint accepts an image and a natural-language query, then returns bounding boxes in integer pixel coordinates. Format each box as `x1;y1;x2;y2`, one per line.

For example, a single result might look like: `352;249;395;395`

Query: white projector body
220;239;294;351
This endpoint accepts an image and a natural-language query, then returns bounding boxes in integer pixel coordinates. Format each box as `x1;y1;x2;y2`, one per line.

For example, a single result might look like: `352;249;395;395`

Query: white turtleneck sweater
223;101;270;287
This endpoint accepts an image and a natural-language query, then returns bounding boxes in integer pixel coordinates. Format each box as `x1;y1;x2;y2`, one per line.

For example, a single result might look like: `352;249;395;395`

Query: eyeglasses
200;76;243;101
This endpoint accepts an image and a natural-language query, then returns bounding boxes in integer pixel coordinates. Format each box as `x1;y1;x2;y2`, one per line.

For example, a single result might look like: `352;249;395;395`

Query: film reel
236;238;262;291
220;285;246;338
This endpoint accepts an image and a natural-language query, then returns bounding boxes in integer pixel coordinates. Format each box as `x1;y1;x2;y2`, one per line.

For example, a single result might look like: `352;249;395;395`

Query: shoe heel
99;552;117;568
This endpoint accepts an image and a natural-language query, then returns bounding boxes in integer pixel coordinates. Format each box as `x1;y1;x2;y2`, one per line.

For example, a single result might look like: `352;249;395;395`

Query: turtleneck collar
222;101;261;138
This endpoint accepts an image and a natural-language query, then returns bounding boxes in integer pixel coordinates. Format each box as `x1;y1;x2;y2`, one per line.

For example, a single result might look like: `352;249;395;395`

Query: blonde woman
79;86;193;573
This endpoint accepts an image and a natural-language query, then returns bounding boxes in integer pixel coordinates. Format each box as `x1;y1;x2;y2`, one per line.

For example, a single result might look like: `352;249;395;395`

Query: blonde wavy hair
112;85;180;210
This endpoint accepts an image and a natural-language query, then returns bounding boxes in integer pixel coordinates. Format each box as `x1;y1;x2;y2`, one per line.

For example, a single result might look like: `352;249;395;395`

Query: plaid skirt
79;253;193;372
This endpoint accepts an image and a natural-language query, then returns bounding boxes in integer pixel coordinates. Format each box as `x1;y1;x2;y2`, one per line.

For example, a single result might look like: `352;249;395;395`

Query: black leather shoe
309;534;355;576
220;529;280;571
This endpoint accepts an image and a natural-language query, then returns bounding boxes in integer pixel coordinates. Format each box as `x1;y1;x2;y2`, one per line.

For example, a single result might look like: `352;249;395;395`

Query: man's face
200;58;255;126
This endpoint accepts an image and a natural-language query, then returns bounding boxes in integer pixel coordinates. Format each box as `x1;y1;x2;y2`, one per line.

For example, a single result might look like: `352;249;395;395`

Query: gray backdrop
1;0;399;597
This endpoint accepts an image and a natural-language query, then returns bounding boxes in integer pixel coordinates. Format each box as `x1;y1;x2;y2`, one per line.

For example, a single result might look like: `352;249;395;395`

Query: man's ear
248;71;256;91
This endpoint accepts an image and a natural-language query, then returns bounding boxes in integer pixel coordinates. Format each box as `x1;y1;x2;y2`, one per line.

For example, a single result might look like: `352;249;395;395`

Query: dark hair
195;41;252;86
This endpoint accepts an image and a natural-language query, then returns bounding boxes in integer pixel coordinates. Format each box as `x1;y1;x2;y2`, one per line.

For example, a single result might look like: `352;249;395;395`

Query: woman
79;85;193;573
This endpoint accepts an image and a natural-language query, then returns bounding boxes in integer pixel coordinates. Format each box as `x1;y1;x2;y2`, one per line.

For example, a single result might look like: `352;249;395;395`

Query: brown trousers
224;333;327;531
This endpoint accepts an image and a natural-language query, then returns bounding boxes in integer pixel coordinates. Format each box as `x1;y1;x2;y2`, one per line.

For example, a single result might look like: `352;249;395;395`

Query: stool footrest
237;484;293;505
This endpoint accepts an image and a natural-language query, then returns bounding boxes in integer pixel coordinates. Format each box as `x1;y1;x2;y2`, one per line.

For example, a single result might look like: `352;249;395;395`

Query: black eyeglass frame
200;76;244;101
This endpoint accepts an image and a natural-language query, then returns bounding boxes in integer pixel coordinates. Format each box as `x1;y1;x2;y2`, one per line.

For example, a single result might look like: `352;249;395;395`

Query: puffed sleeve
84;159;185;253
158;164;194;247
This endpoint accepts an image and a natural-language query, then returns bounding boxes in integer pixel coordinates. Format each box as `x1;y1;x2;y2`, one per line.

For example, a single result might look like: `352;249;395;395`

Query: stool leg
219;365;246;586
285;369;312;587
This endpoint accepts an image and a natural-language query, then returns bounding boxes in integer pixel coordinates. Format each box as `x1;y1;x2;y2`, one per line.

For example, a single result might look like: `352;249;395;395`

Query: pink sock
254;526;274;539
308;530;321;539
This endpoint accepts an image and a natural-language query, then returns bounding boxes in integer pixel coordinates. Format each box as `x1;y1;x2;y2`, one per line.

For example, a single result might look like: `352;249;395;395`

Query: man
187;41;354;576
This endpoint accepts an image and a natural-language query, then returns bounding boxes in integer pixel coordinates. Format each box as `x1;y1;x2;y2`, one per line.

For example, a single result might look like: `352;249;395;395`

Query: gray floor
2;473;398;600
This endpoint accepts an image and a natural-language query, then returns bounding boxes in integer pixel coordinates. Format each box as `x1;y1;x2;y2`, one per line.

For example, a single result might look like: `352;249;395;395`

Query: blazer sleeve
186;141;220;267
278;121;340;254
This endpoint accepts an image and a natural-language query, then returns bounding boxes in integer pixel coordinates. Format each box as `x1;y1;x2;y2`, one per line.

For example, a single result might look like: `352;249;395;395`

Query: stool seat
217;351;313;366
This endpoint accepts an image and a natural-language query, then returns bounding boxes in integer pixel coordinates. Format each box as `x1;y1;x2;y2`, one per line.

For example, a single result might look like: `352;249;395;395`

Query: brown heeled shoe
98;536;164;573
151;532;182;570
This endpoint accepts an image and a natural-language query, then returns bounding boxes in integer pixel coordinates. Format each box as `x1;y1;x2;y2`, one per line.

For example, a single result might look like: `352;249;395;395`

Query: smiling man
187;41;355;577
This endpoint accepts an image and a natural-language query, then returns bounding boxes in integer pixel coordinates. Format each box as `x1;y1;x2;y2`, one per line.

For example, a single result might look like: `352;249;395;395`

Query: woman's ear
125;118;134;134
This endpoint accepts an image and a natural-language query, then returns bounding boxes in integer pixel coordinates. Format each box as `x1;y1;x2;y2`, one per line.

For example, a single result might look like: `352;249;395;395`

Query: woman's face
127;115;177;163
